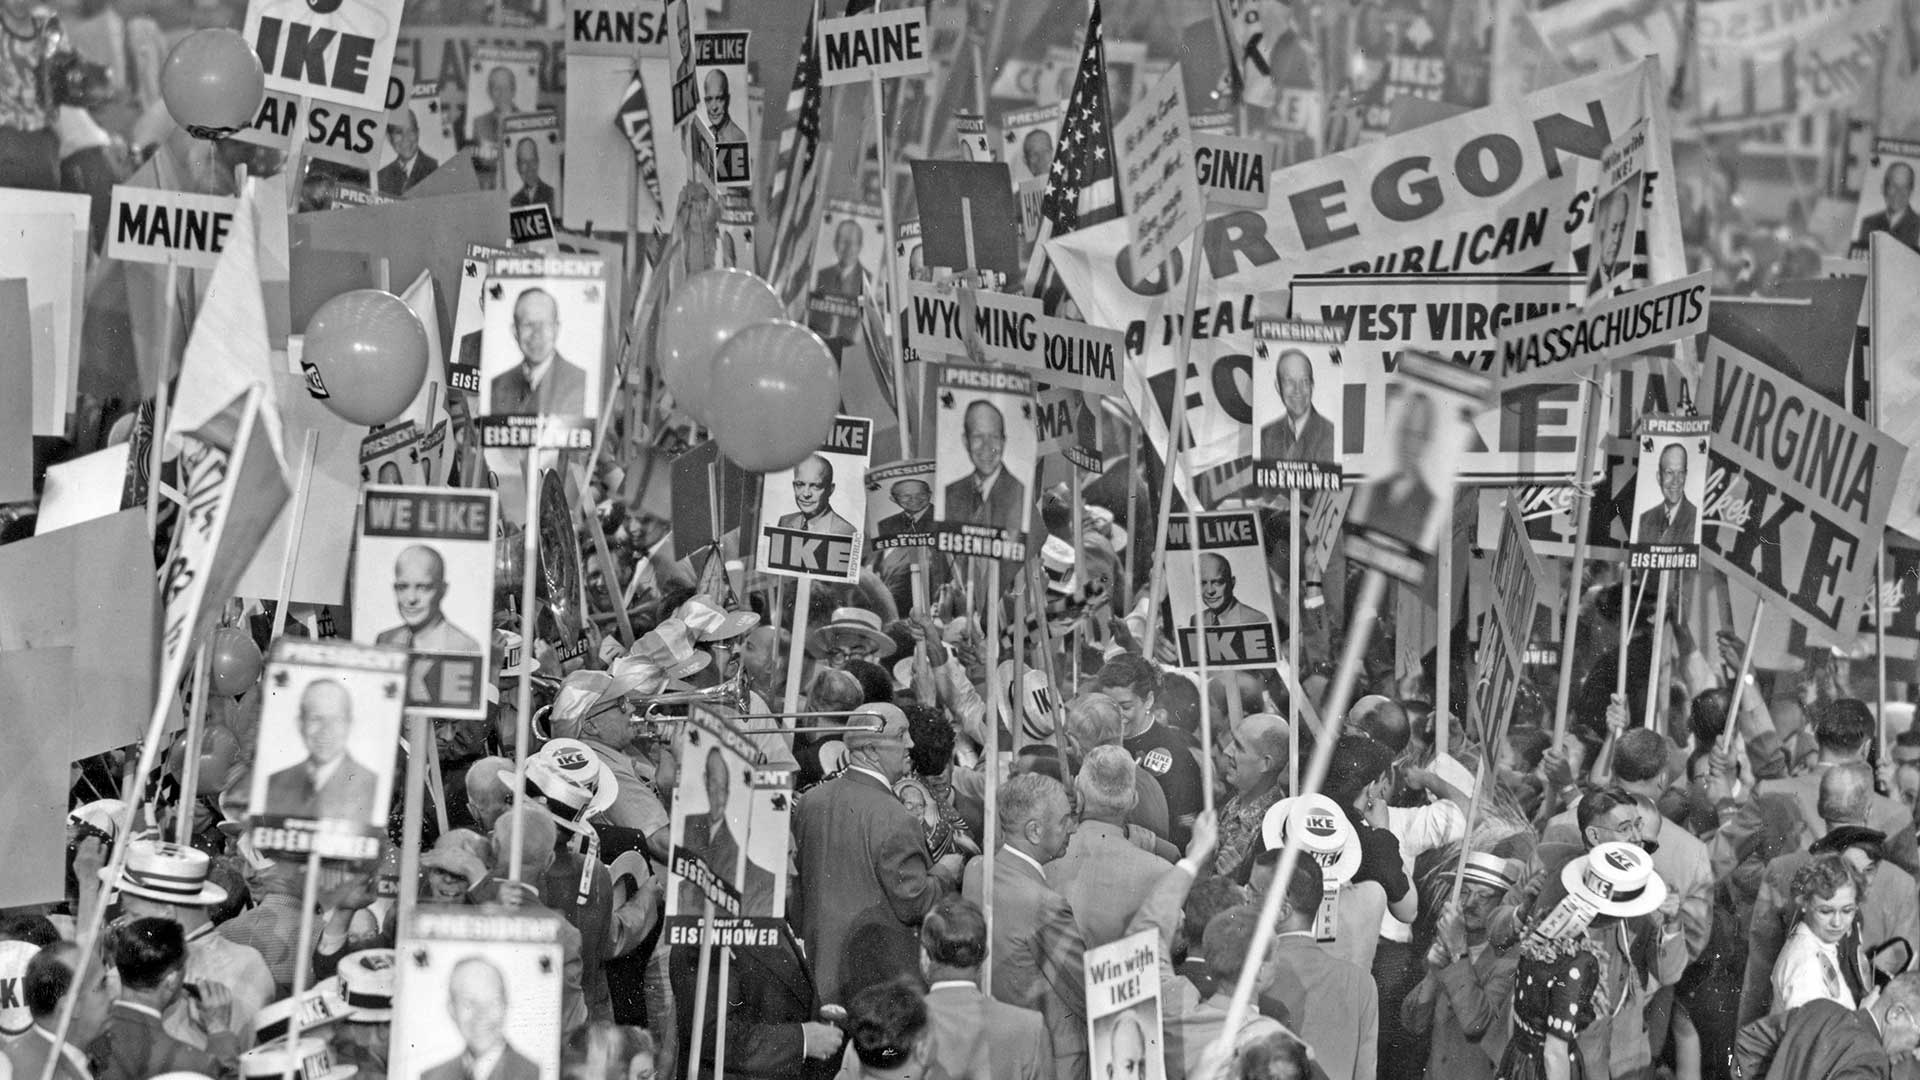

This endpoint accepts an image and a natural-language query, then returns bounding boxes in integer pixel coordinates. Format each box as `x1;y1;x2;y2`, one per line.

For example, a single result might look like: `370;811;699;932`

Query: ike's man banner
1046;60;1683;484
243;0;405;113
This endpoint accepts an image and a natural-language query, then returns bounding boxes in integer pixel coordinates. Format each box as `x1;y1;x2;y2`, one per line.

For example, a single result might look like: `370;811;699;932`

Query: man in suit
6;942;114;1080
1637;442;1697;545
1189;552;1268;628
89;919;241;1080
960;772;1088;1080
489;287;590;416
376;545;482;653
814;219;869;299
377;106;438;196
702;69;749;143
1738;973;1920;1080
469;65;518;145
1261;858;1381;1080
944;400;1027;535
775;455;856;535
1856;161;1920;252
1399;853;1519;1080
1047;746;1173;948
421;957;541;1080
677;746;778;917
508;137;556;209
793;704;965;1004
875;478;933;540
668;920;845;1078
262;679;381;823
1350;389;1437;550
918;898;1051;1079
1257;348;1335;464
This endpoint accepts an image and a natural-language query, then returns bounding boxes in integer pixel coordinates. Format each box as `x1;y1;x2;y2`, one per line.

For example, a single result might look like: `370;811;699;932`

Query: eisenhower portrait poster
245;638;408;862
1251;318;1346;491
353;485;497;717
477;253;607;447
1628;415;1709;571
664;706;793;941
931;362;1036;563
1162;509;1280;670
394;906;564;1080
756;415;872;583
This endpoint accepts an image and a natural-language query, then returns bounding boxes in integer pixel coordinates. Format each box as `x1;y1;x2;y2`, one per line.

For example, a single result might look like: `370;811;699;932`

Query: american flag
1030;0;1120;311
1038;0;1121;237
616;70;663;210
765;9;827;305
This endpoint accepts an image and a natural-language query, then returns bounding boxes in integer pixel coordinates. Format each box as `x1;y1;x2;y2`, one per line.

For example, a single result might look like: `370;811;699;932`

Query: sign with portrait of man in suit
664;706;792;943
1628;415;1709;571
1251;318;1346;491
246;638;408;863
756;415;872;582
866;459;937;550
477;253;606;449
1086;931;1167;1080
393;907;564;1080
932;362;1037;562
1162;510;1281;670
353;486;497;717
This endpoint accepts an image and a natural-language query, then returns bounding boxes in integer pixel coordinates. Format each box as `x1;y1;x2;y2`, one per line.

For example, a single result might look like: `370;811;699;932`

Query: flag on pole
616;70;664;209
167;176;285;458
765;8;827;306
1031;0;1120;312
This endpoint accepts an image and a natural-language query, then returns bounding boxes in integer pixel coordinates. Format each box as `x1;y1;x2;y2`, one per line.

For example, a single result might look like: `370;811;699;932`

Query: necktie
1820;951;1843;999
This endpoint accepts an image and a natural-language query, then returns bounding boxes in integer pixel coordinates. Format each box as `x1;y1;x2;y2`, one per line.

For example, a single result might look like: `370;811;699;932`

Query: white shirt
1003;845;1048;881
1378;800;1465;942
1772;922;1855;1014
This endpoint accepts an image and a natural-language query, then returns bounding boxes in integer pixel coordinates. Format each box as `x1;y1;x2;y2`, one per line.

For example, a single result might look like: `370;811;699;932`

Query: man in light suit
676;746;778;917
1350;389;1436;550
421;957;542;1080
1047;747;1173;948
262;679;380;823
489;287;590;416
1636;442;1697;545
793;704;965;1004
919;898;1052;1080
775;455;857;535
1856;161;1920;252
875;478;933;540
1257;348;1335;464
375;545;482;653
377;106;438;197
944;400;1027;535
1261;858;1381;1080
1399;853;1519;1080
960;772;1088;1080
1188;552;1268;628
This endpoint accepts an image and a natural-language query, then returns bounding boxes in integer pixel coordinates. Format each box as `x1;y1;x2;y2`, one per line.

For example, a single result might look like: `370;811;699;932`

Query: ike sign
244;0;405;112
817;7;930;86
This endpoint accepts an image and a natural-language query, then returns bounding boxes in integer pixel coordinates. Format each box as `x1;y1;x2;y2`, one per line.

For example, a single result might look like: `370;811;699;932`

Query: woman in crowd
1770;854;1865;1014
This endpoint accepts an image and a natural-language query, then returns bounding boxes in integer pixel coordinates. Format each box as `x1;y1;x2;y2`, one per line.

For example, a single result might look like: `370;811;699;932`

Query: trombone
627;674;885;734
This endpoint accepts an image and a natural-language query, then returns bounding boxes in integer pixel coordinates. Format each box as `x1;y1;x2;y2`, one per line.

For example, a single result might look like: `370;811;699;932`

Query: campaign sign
1250;319;1345;491
1588;119;1648;299
237;84;402;169
1086;931;1166;1080
1495;270;1710;392
245;638;407;862
664;705;794;947
243;0;404;113
358;422;427;486
1627;415;1708;571
106;187;237;270
865;458;936;550
353;486;496;718
1194;132;1273;211
565;0;671;58
1163;510;1280;669
817;6;931;86
449;243;514;397
904;282;1123;396
931;363;1037;562
393;907;564;1080
756;416;872;582
509;203;557;246
1113;65;1201;277
476;253;606;446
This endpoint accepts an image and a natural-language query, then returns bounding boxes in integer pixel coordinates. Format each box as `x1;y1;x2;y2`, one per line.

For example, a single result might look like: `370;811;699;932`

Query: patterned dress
1496;935;1601;1080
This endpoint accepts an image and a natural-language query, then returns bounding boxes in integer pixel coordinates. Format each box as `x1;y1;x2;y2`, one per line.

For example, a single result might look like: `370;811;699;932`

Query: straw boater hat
674;596;761;643
505;740;617;835
806;607;896;660
1260;794;1362;886
1460;852;1521;894
250;979;345;1045
238;1037;356;1080
626;618;711;679
990;660;1060;743
99;840;229;906
335;949;395;1022
1561;841;1668;919
0;940;37;1036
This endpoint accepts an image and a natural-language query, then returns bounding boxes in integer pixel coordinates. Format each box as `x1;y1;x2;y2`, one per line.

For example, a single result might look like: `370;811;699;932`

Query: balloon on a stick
305;290;430;426
159;29;265;140
659;268;784;423
708;320;840;473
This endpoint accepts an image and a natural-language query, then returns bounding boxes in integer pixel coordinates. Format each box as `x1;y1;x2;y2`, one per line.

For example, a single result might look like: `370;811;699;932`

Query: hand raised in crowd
1716;630;1747;675
1429;895;1467;967
191;979;234;1034
71;834;107;884
801;1021;846;1060
1605;692;1629;735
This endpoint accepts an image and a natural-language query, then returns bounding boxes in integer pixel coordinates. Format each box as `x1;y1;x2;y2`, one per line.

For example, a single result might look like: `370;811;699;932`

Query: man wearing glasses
943;399;1026;535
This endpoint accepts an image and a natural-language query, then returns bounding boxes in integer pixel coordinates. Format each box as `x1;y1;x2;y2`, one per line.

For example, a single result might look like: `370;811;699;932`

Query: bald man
376;545;482;653
1104;1011;1149;1080
489;287;589;416
262;680;381;822
700;68;748;143
421;957;541;1080
945;399;1027;535
775;454;856;535
377;106;438;196
1258;348;1335;464
1636;442;1696;545
876;478;934;539
1189;552;1268;627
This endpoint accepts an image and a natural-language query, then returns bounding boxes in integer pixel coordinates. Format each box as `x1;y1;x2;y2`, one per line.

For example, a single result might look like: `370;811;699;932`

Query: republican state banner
1047;60;1683;483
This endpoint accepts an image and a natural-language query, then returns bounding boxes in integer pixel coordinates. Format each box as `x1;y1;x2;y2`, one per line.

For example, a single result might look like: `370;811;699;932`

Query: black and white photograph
245;639;408;862
757;415;871;582
501;112;562;212
1251;319;1346;491
377;81;455;198
1628;415;1709;571
664;708;789;928
1001;102;1064;185
931;362;1037;562
393;907;565;1080
866;458;936;549
806;200;884;344
478;255;607;420
692;31;750;186
1085;930;1166;1080
1587;118;1646;298
1850;138;1920;256
1162;509;1280;670
465;46;542;146
353;486;496;717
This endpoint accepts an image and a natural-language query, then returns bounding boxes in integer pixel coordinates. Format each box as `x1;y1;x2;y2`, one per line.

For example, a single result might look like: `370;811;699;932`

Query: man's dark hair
1507;727;1553;772
0;913;60;947
1093;654;1161;702
847;976;927;1069
904;702;954;777
1011;744;1064;783
1281;856;1324;921
1613;729;1670;785
920;898;986;970
24;942;79;1020
1350;698;1410;754
111;916;186;991
842;659;895;705
1688;688;1729;749
1815;699;1876;754
1577;786;1637;837
1178;876;1246;966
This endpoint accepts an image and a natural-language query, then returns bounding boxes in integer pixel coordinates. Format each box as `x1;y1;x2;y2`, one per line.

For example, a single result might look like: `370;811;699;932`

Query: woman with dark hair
1771;853;1866;1013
